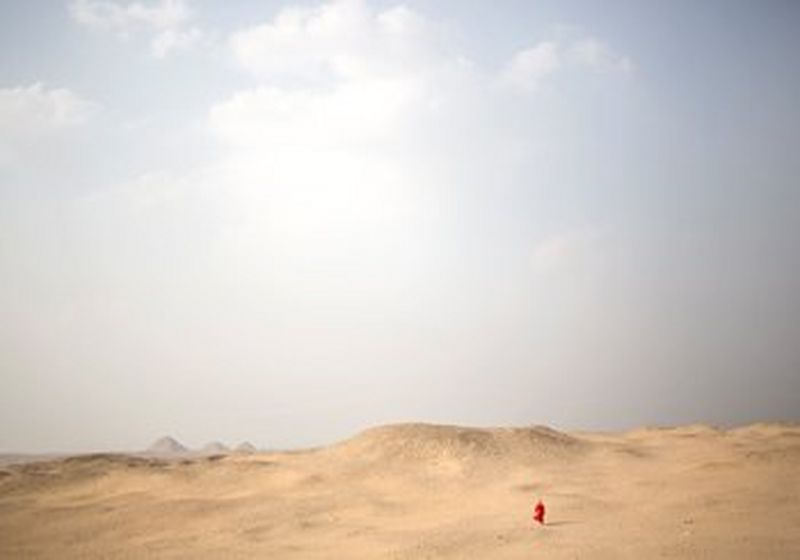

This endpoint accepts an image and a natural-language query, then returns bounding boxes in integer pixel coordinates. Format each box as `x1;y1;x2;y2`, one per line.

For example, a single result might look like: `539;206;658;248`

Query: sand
1;422;798;558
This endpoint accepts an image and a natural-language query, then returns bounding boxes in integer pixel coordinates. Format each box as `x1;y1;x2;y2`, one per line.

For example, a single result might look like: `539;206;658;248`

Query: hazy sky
1;0;799;452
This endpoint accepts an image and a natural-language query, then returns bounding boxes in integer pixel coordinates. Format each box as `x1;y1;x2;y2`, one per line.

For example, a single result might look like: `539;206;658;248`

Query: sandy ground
1;422;799;559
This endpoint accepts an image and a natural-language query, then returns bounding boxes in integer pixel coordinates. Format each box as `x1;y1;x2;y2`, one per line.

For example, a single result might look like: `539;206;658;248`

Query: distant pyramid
235;441;258;454
147;436;188;454
202;441;230;453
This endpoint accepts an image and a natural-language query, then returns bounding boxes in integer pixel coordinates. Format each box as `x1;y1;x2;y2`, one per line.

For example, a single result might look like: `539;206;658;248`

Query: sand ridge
1;422;799;558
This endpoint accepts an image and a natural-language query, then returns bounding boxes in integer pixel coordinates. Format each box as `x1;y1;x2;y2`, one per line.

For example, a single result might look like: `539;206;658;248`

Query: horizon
3;417;799;456
2;0;800;454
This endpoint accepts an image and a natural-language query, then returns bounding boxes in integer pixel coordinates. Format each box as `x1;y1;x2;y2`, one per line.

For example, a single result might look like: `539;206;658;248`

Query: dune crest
326;422;587;468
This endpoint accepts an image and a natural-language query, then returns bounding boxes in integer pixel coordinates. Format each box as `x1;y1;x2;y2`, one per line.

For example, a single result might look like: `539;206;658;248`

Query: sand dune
1;422;798;558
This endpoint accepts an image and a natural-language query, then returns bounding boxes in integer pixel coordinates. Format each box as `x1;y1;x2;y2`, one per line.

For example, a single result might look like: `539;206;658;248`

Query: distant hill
234;441;258;454
202;441;230;453
326;423;586;467
147;436;188;455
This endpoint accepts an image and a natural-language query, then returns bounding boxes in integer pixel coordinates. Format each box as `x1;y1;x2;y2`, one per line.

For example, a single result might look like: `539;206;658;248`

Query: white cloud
69;0;202;57
122;0;464;289
208;79;427;152
75;0;634;301
151;26;202;58
218;0;482;165
229;0;438;83
0;83;94;165
204;82;442;278
199;1;636;277
502;36;632;92
69;0;190;30
229;0;364;80
569;38;634;74
500;41;561;92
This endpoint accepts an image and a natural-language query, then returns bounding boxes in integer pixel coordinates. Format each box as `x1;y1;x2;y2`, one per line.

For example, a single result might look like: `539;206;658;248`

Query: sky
1;0;799;453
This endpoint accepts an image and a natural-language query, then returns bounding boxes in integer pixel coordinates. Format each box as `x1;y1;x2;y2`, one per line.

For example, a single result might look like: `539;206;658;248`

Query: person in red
533;499;546;525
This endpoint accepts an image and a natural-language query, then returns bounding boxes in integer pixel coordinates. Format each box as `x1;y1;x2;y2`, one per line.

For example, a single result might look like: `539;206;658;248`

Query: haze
1;0;798;453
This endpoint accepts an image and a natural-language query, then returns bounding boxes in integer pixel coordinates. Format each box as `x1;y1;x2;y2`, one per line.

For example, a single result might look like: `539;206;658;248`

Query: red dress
533;500;545;524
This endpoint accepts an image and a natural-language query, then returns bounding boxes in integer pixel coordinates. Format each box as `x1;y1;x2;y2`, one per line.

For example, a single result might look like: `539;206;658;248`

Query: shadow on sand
543;520;575;527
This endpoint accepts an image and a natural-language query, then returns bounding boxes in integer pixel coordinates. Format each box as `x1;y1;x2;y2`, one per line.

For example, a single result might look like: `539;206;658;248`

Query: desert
1;422;798;559
3;1;800;558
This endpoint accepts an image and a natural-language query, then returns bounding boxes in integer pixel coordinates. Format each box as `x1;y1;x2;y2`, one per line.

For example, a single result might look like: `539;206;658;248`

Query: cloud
0;83;95;166
229;0;439;84
502;37;632;92
69;0;190;30
65;0;636;277
569;38;634;74
69;0;202;58
79;0;467;302
208;79;428;152
500;41;561;92
218;0;495;165
176;0;635;278
150;26;203;58
72;0;635;305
